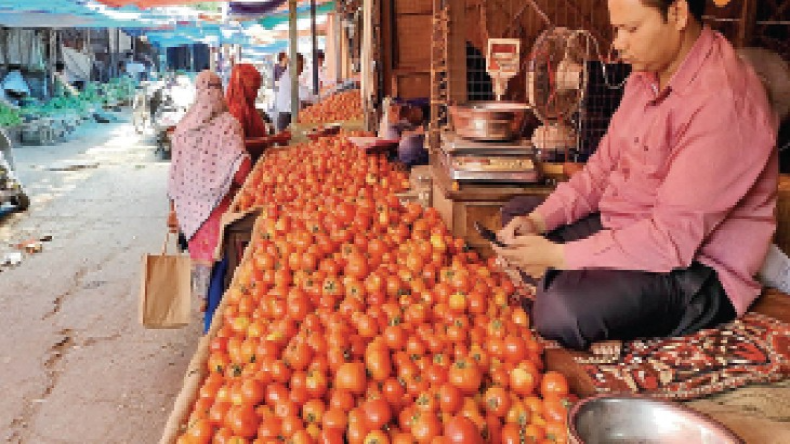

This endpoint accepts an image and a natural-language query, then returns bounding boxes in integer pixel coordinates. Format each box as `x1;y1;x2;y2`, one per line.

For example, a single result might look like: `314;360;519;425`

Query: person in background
226;63;271;163
313;49;334;95
378;98;428;168
226;63;268;138
275;53;314;132
124;55;146;83
494;0;777;351
167;70;252;311
316;50;327;88
53;61;78;97
396;104;428;168
273;52;288;88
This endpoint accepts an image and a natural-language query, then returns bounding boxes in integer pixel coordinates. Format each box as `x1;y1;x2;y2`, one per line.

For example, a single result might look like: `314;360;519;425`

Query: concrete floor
0;113;201;443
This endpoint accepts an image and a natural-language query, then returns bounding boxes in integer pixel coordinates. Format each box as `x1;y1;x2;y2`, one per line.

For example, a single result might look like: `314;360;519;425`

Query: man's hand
167;210;179;234
493;235;565;278
498;215;540;245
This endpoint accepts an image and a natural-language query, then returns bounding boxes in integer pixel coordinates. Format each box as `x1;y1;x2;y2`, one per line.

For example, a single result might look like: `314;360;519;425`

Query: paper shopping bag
139;233;191;329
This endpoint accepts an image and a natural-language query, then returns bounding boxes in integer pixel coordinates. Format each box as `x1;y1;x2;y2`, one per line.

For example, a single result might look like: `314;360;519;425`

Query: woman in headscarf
167;70;251;310
226;63;270;163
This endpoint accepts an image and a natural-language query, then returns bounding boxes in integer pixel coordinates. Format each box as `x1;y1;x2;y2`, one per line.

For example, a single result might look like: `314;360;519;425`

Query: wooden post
109;28;116;78
0;28;8;73
447;0;467;105
335;10;342;84
737;0;757;47
289;0;299;121
48;29;56;98
86;29;92;81
311;0;319;95
361;0;374;130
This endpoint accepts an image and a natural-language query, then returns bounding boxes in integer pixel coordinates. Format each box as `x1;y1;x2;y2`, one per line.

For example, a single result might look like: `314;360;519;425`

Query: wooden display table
430;157;556;257
775;174;790;255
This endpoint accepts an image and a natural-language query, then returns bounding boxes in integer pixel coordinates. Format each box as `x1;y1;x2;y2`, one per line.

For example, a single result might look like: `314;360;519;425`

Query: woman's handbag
139;232;192;328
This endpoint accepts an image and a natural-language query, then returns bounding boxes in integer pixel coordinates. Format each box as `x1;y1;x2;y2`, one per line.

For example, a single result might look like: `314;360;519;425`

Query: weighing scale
437;38;542;184
437;131;541;183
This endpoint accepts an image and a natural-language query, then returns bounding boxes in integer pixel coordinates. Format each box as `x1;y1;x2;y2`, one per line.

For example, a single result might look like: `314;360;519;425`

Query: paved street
0;112;201;443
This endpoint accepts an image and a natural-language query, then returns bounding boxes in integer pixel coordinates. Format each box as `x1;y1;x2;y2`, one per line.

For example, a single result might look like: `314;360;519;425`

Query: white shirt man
274;55;315;131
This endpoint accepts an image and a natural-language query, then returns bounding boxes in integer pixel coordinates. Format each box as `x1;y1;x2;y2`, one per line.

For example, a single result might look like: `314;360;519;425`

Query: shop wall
166;44;210;72
381;0;432;100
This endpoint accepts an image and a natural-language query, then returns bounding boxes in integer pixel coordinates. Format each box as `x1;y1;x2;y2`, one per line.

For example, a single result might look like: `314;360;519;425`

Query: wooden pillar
737;0;757;47
109;28;116;78
361;0;374;129
311;0;319;95
380;0;393;98
289;0;299;120
86;29;92;81
0;28;8;72
338;12;343;83
447;0;467;105
48;29;56;98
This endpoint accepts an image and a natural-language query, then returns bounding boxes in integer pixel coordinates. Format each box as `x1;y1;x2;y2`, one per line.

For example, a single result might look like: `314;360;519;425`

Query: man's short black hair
641;0;705;23
55;61;65;72
316;50;325;62
277;52;287;62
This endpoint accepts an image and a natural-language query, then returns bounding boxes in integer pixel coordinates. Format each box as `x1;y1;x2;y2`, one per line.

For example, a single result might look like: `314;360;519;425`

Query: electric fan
526;27;593;158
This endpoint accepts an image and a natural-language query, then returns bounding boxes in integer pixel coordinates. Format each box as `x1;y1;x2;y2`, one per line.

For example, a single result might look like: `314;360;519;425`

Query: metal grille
432;1;789;161
576;61;630;161
428;0;449;151
459;0;623;160
466;44;493;101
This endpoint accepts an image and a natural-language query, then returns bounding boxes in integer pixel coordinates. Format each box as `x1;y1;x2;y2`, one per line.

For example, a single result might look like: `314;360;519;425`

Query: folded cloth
204;257;228;333
758;244;790;294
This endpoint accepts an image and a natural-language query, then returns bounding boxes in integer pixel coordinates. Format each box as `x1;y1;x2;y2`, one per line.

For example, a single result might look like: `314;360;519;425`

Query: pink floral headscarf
168;70;249;239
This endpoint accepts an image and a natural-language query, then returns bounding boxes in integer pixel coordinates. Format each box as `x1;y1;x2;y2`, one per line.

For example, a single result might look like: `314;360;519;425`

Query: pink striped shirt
535;27;778;316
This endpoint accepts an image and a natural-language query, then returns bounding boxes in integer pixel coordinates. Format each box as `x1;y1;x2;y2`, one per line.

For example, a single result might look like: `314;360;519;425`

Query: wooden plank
544;348;598;397
430;157;555;201
751;288;790;323
393;72;431;98
737;0;758;47
775;175;790;256
395;14;432;67
447;0;468;105
394;0;432;15
381;0;395;98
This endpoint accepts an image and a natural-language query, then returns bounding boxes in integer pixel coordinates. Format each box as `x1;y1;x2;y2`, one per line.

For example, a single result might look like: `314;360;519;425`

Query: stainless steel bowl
568;395;743;444
448;101;531;141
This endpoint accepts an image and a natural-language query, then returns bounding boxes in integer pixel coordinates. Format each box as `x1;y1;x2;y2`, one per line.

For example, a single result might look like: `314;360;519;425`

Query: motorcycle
0;128;29;212
132;80;165;135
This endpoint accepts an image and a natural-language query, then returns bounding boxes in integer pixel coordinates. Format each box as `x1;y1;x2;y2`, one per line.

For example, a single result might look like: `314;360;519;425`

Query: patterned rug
576;312;790;400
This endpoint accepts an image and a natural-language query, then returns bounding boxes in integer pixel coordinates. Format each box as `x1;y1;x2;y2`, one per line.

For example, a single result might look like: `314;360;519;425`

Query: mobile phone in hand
474;221;507;247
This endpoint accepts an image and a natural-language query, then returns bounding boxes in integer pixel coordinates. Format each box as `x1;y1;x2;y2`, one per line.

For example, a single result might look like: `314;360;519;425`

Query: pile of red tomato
298;91;364;125
177;135;575;444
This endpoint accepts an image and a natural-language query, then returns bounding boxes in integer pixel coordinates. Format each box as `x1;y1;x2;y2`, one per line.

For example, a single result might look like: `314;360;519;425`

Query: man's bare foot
590;340;623;358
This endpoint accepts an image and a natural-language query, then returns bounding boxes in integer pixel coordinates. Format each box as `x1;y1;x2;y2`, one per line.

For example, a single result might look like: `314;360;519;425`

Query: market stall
161;130;575;444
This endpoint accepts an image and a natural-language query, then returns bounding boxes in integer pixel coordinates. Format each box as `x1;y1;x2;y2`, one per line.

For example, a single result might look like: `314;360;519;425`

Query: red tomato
437;384;463;414
483;387;511;418
443;416;483;444
362;398;393;430
540;371;570;398
448;360;482;395
365;344;393;382
334;362;367;394
227;404;261;438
